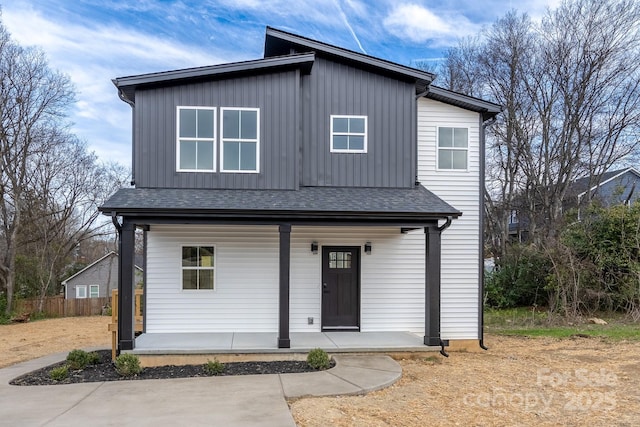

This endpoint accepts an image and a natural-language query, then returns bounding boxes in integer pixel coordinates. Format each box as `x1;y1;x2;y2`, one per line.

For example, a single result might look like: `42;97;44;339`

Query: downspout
479;115;496;351
116;86;136;186
111;212;122;233
437;215;453;357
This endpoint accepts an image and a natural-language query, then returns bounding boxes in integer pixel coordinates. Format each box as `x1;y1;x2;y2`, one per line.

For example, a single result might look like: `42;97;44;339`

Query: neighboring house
100;27;501;353
508;167;640;239
574;167;640;209
62;252;142;299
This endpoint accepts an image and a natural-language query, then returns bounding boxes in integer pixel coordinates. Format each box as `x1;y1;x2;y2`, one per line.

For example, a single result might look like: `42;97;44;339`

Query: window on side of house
438;127;468;170
182;246;215;290
177;107;216;172
330;115;367;153
89;284;99;298
220;108;259;172
76;285;87;299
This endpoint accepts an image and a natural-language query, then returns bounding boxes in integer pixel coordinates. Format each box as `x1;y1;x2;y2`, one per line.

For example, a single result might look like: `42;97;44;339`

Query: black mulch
10;350;334;386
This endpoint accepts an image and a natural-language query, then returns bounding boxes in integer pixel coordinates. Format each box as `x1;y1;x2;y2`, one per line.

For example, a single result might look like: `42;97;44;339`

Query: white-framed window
76;285;87;299
177;106;216;172
220;108;259;172
330;115;367;153
89;284;99;298
437;127;468;170
181;246;215;290
509;210;518;224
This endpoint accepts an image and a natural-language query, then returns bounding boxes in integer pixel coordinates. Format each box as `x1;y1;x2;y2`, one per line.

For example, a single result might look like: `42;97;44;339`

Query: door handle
323;283;328;293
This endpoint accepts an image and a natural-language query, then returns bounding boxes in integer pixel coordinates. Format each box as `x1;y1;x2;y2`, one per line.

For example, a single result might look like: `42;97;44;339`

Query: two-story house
100;27;501;356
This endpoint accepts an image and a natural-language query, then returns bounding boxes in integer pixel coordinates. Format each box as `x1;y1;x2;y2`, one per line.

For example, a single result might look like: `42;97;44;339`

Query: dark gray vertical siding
301;57;415;188
134;71;298;189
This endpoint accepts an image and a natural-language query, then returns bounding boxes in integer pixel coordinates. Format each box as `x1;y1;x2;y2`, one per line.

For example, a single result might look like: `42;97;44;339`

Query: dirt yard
1;317;639;426
0;316;111;368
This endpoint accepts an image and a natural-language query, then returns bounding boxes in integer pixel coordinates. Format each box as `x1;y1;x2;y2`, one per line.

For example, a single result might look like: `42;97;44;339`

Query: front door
322;246;360;331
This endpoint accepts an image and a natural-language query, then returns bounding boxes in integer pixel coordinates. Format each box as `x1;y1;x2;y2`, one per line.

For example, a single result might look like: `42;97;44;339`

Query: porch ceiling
99;186;461;224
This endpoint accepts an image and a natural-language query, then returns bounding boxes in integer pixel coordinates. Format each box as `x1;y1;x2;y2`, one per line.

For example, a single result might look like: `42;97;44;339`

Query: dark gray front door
322;246;360;331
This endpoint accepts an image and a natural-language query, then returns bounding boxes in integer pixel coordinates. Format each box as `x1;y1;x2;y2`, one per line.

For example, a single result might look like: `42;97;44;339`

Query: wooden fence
15;296;110;317
109;289;144;360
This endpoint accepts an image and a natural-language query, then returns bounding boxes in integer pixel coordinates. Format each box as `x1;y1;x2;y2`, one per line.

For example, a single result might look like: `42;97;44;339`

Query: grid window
330;115;367;153
182;246;215;290
221;108;259;172
89;285;99;298
438;127;468;170
328;251;352;269
76;285;87;299
177;107;216;172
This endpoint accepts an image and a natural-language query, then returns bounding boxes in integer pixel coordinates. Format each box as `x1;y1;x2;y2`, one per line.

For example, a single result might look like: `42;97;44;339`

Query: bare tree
480;11;538;257
0;18;75;314
522;0;640;239
437;0;640;257
20;134;128;310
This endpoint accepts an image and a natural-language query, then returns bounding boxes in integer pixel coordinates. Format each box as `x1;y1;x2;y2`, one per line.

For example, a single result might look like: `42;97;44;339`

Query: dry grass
0;316;110;368
291;335;640;426
1;317;639;426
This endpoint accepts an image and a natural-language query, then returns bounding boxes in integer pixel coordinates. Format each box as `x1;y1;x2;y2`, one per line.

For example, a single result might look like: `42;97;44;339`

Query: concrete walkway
0;350;401;426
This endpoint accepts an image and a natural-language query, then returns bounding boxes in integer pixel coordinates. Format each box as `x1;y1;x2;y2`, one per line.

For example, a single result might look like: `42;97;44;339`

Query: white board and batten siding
146;225;427;334
418;97;481;340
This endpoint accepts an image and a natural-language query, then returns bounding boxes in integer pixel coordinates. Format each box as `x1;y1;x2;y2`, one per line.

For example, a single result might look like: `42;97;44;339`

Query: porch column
278;224;292;348
118;219;136;351
278;224;291;348
424;224;446;346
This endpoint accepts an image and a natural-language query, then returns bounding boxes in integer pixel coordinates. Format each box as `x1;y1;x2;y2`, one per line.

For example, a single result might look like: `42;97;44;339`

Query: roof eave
113;52;316;105
425;86;502;118
264;26;435;85
99;207;461;220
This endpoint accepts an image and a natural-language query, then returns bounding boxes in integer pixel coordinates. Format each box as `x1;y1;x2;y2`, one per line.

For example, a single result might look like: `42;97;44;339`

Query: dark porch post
118;219;136;351
424;224;446;346
278;224;291;348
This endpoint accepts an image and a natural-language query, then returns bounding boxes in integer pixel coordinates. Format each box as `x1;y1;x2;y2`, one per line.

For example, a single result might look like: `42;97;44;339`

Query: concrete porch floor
133;331;438;355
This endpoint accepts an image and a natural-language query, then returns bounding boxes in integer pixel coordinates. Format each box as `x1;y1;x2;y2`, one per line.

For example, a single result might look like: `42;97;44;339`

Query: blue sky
3;0;559;167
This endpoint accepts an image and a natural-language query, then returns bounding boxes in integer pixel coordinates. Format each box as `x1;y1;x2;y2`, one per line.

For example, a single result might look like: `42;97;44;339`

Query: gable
300;56;417;187
133;69;301;189
264;26;434;92
64;253;119;286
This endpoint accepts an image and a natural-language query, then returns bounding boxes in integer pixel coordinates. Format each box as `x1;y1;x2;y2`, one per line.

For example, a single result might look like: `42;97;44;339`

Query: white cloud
3;4;234;169
383;3;480;45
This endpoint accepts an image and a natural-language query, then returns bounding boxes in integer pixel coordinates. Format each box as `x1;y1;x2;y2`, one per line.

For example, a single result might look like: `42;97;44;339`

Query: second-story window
177;107;216;172
221;108;259;172
330;115;367;153
438;127;468;170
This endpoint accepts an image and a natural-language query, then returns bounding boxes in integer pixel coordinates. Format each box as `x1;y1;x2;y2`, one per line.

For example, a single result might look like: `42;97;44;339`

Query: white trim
176;106;217;173
436;126;469;171
180;244;217;292
330;115;368;153
220;107;260;173
76;285;87;299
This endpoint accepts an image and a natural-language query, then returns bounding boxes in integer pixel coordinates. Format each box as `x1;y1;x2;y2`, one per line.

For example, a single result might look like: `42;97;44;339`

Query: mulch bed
10;350;334;386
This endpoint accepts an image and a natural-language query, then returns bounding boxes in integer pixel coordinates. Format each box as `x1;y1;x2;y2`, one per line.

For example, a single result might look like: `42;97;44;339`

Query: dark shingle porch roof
100;186;460;223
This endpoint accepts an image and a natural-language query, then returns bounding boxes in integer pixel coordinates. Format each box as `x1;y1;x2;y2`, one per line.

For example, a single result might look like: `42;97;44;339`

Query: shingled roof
100;186;460;223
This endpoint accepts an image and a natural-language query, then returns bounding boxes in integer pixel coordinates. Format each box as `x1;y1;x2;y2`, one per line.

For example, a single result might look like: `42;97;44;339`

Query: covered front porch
100;186;462;355
133;331;435;354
